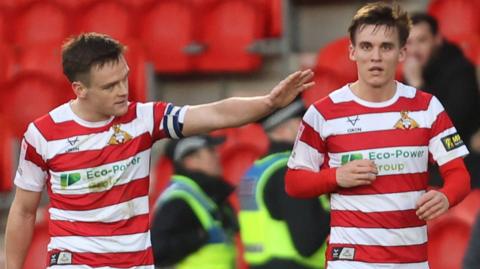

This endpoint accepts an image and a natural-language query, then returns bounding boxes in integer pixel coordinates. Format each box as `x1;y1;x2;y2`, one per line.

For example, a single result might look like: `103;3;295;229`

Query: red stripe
152;102;168;141
330;209;426;229
49;213;150;237
315;91;432;120
337;173;429;195
49;177;149;211
24;141;48;171
47;247;153;267
48;132;152;172
35;103;138;141
430;111;454;138
327;243;427;263
300;120;325;153
327;128;430;153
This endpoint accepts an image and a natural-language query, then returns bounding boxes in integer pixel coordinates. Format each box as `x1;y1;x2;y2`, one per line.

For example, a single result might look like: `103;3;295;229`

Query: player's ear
72;81;88;99
349;43;356;61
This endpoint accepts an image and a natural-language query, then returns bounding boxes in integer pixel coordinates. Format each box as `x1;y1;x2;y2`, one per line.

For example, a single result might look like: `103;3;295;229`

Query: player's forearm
285;168;338;198
183;95;274;136
5;206;36;269
438;157;471;207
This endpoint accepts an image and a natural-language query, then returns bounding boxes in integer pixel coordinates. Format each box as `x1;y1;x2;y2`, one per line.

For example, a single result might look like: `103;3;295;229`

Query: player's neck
350;79;397;103
70;99;112;123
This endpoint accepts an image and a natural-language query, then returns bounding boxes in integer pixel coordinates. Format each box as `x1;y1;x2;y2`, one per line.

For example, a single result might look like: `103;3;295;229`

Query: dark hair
62;32;125;85
410;12;439;36
348;2;411;47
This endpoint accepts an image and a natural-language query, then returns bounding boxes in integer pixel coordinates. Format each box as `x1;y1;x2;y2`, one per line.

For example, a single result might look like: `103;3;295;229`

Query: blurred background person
403;12;480;187
151;136;237;269
238;98;330;269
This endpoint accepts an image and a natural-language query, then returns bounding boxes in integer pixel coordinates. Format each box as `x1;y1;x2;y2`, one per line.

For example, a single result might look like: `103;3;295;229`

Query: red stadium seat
77;1;135;41
123;40;148;102
151;156;174;206
0;116;14;192
0;44;18;84
12;1;70;47
139;0;196;73
52;0;95;10
0;8;10;44
195;0;267;72
428;0;480;43
455;34;480;66
0;0;34;10
315;37;358;83
17;43;66;84
302;67;349;107
119;0;156;10
427;190;480;269
1;73;73;138
268;0;283;37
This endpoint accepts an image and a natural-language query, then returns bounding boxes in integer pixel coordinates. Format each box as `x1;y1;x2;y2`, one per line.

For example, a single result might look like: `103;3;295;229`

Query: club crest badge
394;110;419;130
108;124;132;145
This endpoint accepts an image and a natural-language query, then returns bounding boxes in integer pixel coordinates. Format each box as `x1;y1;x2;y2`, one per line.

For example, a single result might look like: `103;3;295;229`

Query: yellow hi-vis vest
238;152;330;269
158;175;236;269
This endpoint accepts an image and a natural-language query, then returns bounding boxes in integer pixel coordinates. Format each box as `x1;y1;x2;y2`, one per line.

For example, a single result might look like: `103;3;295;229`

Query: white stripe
328;146;429;175
429;127;469;166
49;149;150;195
330;225;427;246
331;191;425;212
50;196;149;223
327;261;429;269
47;265;155;269
45;119;149;160
288;140;324;172
48;231;151;253
136;102;155;135
166;113;179;139
303;105;326;139
329;82;416;104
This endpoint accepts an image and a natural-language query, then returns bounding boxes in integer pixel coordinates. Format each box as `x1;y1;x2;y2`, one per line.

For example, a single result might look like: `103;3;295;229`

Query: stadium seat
12;1;70;47
1;72;73;138
0;116;14;192
427;190;480;269
119;0;156;10
139;0;196;73
0;0;34;10
151;156;174;207
0;44;18;84
52;0;96;10
195;0;267;72
123;40;149;102
77;1;135;42
0;8;9;44
268;0;283;37
302;67;349;107
17;43;66;84
428;0;480;43
315;37;358;83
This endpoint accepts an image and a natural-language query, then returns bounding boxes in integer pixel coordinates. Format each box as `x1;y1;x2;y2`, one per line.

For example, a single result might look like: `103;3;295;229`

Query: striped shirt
288;82;468;269
15;101;187;269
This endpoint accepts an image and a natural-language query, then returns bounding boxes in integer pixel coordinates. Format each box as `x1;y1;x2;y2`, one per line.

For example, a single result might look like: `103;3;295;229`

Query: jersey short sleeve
428;96;469;166
14;123;48;192
137;102;188;141
288;104;327;172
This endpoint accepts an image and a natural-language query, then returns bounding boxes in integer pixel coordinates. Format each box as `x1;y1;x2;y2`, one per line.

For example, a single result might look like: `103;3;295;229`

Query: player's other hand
267;69;315;109
336;160;377;188
415;190;449;221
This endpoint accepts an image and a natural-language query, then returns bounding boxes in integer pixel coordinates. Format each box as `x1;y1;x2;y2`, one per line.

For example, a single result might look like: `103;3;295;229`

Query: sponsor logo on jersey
59;157;141;190
332;247;355;261
60;172;81;188
65;136;80;153
340;149;426;173
108;124;132;145
394;110;419;130
441;132;464;152
50;251;72;265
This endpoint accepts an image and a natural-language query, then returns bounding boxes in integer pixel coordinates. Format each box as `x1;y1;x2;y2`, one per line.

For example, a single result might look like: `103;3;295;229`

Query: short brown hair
348;2;411;47
62;32;125;85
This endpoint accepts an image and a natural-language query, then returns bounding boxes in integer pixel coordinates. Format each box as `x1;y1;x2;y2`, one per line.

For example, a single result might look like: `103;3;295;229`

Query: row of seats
0;0;282;73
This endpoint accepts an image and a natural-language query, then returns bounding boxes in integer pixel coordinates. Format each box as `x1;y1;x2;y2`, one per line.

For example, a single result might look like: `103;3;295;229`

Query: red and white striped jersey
15;101;187;269
288;82;468;269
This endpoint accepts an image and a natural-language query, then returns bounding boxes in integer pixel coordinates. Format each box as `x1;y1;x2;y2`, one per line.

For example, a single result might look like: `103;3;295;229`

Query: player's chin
112;105;129;116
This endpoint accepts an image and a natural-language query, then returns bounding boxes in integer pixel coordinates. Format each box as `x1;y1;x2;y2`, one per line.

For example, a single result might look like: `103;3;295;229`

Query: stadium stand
315;37;358;83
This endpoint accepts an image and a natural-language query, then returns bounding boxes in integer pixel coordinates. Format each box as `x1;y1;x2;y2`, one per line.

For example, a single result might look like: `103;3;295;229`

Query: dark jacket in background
463;213;480;269
151;168;237;267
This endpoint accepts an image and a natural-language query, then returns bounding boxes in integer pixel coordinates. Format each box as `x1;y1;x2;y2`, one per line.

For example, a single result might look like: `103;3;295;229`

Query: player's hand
415;190;449;221
336;160;377;188
267;69;315;109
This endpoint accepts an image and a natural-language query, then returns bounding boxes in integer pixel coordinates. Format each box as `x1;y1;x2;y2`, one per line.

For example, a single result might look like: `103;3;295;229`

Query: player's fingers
353;172;377;181
298;69;314;84
301;81;316;91
424;206;448;221
419;202;444;220
352;166;377;174
415;191;435;209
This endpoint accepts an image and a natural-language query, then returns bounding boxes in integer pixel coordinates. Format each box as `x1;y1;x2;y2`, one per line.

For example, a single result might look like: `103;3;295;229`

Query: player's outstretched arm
182;70;314;137
5;188;42;269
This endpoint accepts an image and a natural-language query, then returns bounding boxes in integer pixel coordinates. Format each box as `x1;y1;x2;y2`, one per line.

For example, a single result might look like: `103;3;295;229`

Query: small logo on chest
394;110;419;130
108;124;132;145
